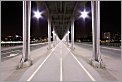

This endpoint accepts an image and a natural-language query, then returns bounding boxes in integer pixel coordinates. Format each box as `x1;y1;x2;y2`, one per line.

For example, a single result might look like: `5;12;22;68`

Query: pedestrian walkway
19;41;102;81
1;41;119;81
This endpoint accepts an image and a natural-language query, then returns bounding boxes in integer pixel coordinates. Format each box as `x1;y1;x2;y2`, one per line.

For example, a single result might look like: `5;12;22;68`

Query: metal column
91;1;101;61
23;1;31;62
68;30;70;46
52;28;55;46
17;1;32;68
66;35;68;45
71;19;74;49
48;18;51;49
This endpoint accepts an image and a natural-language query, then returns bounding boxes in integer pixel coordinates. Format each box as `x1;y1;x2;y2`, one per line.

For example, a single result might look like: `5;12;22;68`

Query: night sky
1;1;22;37
1;1;121;39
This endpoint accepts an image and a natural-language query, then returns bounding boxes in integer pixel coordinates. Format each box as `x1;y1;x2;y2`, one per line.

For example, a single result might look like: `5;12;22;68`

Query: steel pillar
71;19;74;49
17;1;32;69
68;30;70;46
52;28;55;46
91;1;100;61
48;18;51;49
90;1;105;68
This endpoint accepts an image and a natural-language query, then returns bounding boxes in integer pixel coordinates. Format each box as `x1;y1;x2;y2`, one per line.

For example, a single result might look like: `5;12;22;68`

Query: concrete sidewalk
71;44;120;81
19;41;102;81
0;44;50;81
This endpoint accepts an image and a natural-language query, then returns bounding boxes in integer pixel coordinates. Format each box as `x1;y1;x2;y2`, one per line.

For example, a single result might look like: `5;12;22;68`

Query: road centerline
60;57;63;81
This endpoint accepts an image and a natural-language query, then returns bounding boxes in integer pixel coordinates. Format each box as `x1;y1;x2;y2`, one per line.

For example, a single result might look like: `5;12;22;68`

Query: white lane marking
3;53;18;58
60;42;63;81
27;41;62;81
2;50;21;55
31;42;48;46
63;43;96;81
78;43;121;51
60;57;63;81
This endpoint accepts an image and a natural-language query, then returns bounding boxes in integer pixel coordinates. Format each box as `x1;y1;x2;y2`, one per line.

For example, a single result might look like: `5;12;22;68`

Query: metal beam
51;13;72;15
60;1;62;12
63;2;66;28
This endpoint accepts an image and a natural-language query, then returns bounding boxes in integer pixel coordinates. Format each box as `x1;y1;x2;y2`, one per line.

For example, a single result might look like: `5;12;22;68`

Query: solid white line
60;42;63;81
63;43;96;81
60;57;63;81
3;53;18;58
31;42;48;46
27;41;61;81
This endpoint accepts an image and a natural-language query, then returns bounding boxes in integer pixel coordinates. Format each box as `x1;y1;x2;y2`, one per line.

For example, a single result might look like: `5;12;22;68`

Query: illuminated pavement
19;41;102;81
0;41;120;81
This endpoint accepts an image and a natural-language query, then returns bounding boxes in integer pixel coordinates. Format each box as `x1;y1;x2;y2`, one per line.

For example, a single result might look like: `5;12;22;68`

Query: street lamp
79;9;89;19
33;10;44;19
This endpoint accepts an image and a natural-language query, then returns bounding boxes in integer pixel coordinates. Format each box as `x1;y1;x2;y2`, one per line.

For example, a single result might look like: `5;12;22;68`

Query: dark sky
1;1;22;37
1;1;121;38
100;1;121;33
75;1;121;38
1;1;48;37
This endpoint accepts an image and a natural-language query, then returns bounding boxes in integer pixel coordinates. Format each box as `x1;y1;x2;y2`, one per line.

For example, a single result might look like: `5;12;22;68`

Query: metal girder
45;1;81;39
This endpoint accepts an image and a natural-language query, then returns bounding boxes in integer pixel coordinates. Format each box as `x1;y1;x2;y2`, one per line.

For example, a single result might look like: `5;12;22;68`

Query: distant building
111;32;121;40
102;32;111;39
102;32;121;41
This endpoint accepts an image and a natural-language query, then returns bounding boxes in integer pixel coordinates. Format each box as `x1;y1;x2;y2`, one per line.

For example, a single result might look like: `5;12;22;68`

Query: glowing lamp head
33;10;43;19
79;9;89;19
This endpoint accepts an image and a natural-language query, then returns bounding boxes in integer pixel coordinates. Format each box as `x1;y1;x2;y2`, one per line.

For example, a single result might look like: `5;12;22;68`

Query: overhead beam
63;2;67;28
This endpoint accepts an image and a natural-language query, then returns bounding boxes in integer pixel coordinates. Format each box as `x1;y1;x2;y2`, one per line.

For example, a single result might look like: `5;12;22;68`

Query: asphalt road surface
1;43;47;61
75;42;121;59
